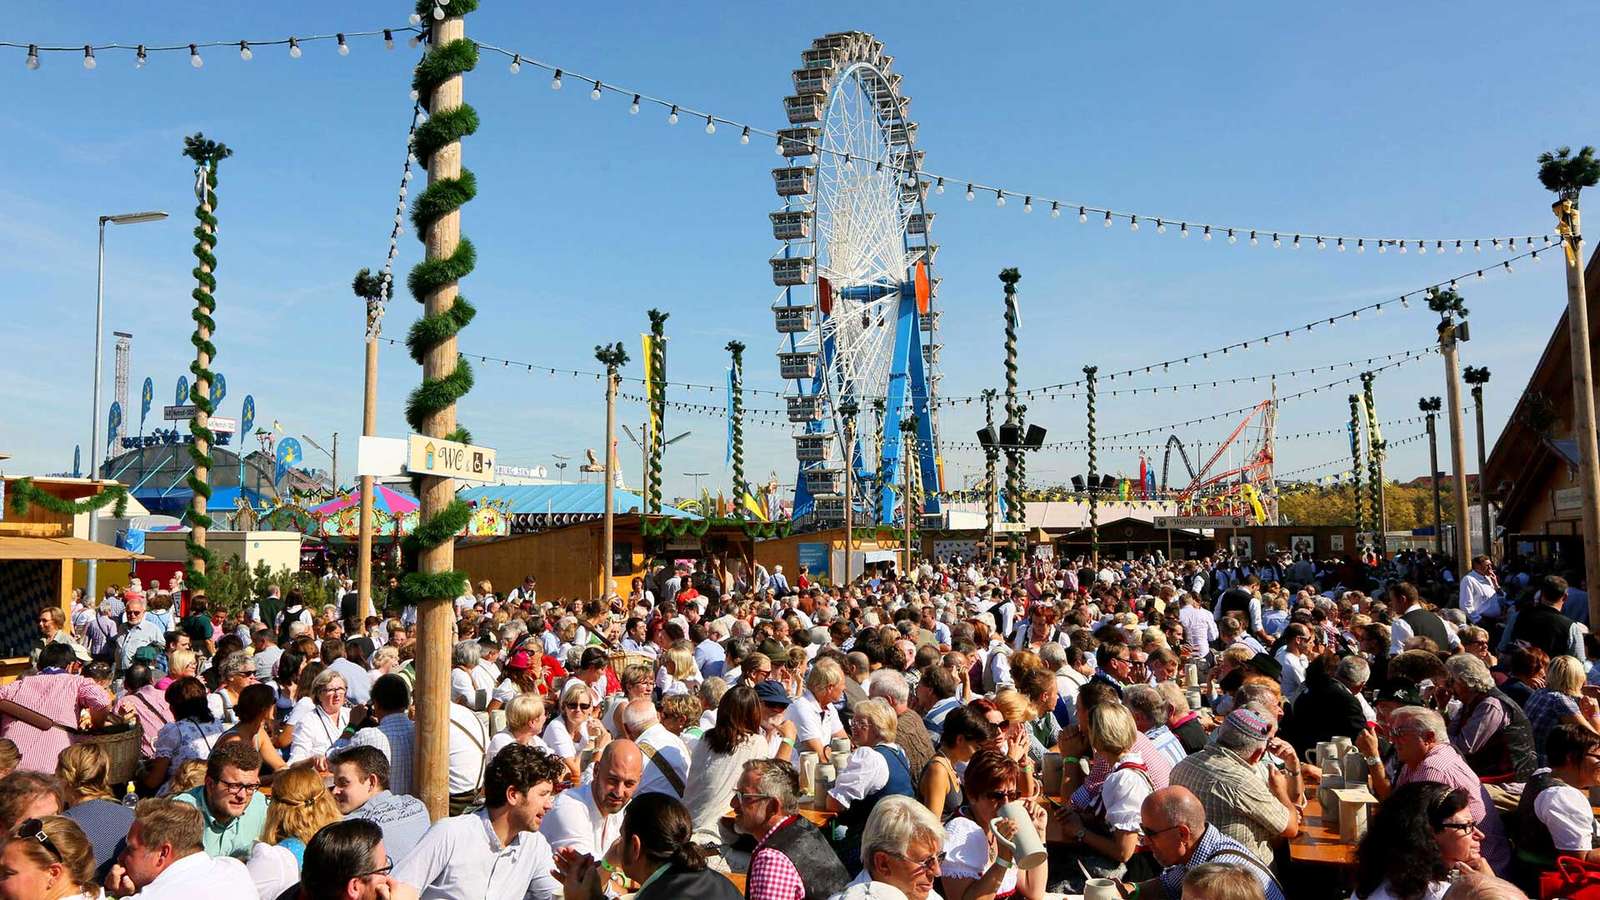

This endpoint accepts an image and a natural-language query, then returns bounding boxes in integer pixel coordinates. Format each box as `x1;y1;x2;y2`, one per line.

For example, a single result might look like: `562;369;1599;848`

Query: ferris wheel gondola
768;31;943;527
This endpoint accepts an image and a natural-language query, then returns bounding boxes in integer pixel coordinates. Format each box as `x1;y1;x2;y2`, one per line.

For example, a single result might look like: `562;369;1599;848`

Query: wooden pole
1471;386;1491;558
1440;323;1474;570
189;174;216;588
603;366;617;599
1555;197;1600;627
357;337;378;619
413;10;467;821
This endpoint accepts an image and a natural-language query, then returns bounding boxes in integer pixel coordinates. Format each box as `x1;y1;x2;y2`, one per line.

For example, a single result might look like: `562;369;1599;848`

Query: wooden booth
0;476;145;680
754;527;905;586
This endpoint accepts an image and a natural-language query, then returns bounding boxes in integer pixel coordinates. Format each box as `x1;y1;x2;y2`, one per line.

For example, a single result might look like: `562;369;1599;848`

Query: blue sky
3;2;1596;503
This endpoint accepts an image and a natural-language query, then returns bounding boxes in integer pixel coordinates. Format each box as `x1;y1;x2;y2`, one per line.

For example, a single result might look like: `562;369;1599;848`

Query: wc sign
406;433;496;484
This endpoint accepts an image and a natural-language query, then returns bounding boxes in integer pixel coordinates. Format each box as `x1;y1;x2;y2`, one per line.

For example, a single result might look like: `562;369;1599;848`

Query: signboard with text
406;434;497;483
1155;515;1251;530
163;405;198;420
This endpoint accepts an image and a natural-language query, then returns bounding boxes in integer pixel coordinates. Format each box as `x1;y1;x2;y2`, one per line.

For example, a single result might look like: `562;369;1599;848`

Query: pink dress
0;673;110;772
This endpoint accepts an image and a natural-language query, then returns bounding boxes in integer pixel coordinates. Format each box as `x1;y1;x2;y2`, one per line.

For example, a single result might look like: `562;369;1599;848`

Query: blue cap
755;680;792;707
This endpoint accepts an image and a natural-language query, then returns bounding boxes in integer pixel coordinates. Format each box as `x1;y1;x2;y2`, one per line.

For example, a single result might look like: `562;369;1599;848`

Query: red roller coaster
1170;396;1277;522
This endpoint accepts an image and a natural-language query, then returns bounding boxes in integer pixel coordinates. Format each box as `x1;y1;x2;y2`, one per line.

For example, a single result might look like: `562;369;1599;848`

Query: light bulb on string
667;105;678;125
240;40;254;60
26;44;39;69
1504;261;1513;273
704;116;716;135
1130;215;1139;232
1249;230;1258;246
83;45;96;69
1079;206;1087;223
1156;219;1166;234
408;33;422;48
934;177;945;194
509;54;521;74
1292;235;1301;249
1202;225;1211;241
551;69;563;90
1399;241;1408;254
774;136;783;155
995;191;1006;208
1181;223;1191;239
630;94;641;115
965;184;975;201
1023;196;1032;213
739;125;750;144
1316;237;1326;250
337;34;349;55
384;29;395;50
1104;211;1113;227
189;44;202;67
410;12;423;25
135;45;146;67
1378;241;1387;254
1272;233;1281;248
433;3;446;20
289;37;301;58
592;81;603;100
1050;201;1060;218
1532;250;1541;262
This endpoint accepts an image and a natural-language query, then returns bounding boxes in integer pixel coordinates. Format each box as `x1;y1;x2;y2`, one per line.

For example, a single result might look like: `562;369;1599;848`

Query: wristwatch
994;856;1016;870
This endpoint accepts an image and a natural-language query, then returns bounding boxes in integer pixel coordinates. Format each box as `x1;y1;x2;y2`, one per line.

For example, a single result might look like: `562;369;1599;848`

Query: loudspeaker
1100;474;1117;491
976;427;998;449
1071;475;1086;492
999;424;1022;447
1024;424;1047;449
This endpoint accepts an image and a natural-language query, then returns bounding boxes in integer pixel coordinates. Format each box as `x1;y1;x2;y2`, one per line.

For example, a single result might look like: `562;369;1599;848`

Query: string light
935;177;945;194
550;68;562;89
288;37;301;58
591;80;602;100
508;53;520;73
630;94;640;114
966;183;975;201
384;29;394;50
239;40;252;61
667;104;678;124
739;125;750;144
704;115;716;134
135;45;146;67
82;45;95;69
337;33;349;55
1023;196;1032;213
995;190;1006;208
26;44;38;69
189;43;202;67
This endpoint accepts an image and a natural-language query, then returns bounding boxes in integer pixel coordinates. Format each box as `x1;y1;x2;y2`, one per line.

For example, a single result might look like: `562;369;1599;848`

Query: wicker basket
72;723;142;786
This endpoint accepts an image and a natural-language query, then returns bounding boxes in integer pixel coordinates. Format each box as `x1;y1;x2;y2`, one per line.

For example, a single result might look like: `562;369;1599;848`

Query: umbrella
308;485;419;518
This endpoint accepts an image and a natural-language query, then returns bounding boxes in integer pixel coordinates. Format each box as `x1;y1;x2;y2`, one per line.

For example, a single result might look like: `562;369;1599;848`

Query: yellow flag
741;492;768;521
641;334;658;439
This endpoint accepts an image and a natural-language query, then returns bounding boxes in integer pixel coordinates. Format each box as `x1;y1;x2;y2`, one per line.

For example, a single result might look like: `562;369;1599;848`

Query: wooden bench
1288;797;1357;867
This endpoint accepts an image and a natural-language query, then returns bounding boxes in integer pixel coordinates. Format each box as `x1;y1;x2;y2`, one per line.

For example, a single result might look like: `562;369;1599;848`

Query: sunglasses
985;790;1020;804
1140;822;1181;840
565;703;593;711
16;819;61;862
1438;820;1481;834
886;851;941;875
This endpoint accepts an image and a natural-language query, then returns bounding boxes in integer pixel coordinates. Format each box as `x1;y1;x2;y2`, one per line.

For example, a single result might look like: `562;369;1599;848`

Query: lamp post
87;210;167;603
839;398;859;584
1463;366;1493;557
684;472;709;506
300;433;338;493
1419;397;1443;554
1429;287;1474;568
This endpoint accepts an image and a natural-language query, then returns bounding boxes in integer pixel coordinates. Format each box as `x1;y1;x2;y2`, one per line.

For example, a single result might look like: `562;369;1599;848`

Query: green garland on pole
646;309;669;515
1348;393;1365;539
726;340;745;514
999;268;1022;524
398;0;479;605
180;133;231;591
1361;371;1383;539
8;478;129;520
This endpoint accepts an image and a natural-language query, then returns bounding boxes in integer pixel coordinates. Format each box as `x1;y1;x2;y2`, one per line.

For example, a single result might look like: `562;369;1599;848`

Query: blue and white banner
213;372;227;407
73;445;81;478
107;401;123;449
175;375;189;407
274;436;303;484
725;367;735;465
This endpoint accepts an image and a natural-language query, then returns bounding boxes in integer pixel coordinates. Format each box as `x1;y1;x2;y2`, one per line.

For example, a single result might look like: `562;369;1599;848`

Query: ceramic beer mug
989;800;1048;870
1083;878;1121;900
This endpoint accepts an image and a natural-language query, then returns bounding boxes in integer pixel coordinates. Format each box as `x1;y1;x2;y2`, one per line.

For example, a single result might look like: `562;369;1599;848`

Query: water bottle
122;782;140;808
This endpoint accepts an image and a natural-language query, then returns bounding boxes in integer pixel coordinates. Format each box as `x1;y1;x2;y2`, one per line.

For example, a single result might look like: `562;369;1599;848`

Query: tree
1537;146;1600;198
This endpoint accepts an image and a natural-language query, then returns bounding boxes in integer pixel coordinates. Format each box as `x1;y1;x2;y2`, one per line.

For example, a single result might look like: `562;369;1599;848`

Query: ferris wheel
769;31;943;526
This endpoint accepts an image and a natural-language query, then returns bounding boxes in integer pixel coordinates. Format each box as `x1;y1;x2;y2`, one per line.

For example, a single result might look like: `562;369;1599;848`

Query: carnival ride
1168;397;1278;523
769;31;941;527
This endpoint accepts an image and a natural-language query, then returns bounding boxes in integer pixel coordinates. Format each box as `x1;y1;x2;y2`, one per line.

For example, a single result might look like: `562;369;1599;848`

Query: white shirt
288;704;349;763
1098;752;1153;833
635;722;691;799
787;690;843;751
245;841;301;900
1388;608;1462;655
543;718;580;759
487;730;551;761
130;849;255;899
1460;571;1502;623
1533;773;1600;852
452;668;489;711
1275;647;1309;702
448;701;490;794
941;817;1016;894
394;809;561;900
539;781;624;858
829;744;901;807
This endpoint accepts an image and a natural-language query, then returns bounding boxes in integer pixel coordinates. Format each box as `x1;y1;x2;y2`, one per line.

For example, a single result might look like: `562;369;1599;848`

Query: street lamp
683;471;709;500
301;433;339;493
87;210;167;603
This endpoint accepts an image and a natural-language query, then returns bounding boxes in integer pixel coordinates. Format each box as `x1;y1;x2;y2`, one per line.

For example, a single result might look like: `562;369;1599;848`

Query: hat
132;644;162;665
754;680;792;707
506;650;533;671
1375;680;1423;707
1224;707;1274;741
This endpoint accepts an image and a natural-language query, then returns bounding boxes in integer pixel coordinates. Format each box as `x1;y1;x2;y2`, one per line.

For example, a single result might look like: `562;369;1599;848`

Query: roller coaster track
1160;434;1196;491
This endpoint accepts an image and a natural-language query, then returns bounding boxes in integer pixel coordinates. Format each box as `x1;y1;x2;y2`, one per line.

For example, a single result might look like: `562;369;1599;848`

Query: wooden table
724;872;747;893
1288;797;1357;867
722;802;837;829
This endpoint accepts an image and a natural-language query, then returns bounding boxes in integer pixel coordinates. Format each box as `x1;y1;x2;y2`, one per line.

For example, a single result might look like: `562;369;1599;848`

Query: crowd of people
0;546;1590;900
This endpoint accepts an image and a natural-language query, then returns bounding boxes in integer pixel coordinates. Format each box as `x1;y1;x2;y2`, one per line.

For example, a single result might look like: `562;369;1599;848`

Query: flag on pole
213;372;227;407
175;375;189;407
240;395;256;439
107;402;123;450
140;377;153;431
73;445;81;478
641;334;655;443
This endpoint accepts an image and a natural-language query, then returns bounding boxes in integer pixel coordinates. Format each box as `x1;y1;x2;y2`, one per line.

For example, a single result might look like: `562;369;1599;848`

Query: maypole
1429;286;1474;570
404;0;480;820
352;269;385;619
1000;268;1021;524
645;309;668;515
726;340;746;510
180;133;232;593
1084;365;1099;565
1347;393;1365;543
597;342;629;599
982;388;998;562
1361;371;1386;549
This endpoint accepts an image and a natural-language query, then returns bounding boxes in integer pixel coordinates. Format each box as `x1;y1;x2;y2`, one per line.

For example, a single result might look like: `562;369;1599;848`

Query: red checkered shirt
748;816;807;900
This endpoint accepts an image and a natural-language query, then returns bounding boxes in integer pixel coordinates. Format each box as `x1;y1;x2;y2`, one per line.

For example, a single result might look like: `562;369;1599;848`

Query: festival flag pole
596;342;629;600
352;269;385;620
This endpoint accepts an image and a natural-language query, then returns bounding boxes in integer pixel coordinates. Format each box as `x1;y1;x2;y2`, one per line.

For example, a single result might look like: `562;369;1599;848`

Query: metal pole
1085;365;1099;566
331;432;338;493
1471;385;1491;557
1440;323;1474;569
1554;196;1600;627
903;421;915;579
87;219;107;603
982;389;997;563
843;413;855;584
1423;400;1443;555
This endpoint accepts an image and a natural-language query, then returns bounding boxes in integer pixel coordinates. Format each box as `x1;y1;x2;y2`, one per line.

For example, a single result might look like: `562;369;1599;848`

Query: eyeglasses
886;851;942;875
1438;820;1481;834
16;819;61;862
356;861;395;879
1140;822;1181;840
215;778;261;795
732;792;771;806
985;790;1020;804
565;702;593;711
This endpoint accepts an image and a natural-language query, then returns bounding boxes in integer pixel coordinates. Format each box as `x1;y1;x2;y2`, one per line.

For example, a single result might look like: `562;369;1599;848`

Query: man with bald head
1124;786;1285;900
540;739;644;860
618;697;690;799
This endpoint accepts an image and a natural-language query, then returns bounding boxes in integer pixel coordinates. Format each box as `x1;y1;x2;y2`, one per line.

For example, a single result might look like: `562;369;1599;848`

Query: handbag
1541;855;1600;900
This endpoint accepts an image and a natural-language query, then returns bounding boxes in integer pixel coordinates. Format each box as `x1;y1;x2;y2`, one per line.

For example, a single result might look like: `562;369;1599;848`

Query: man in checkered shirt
729;758;848;900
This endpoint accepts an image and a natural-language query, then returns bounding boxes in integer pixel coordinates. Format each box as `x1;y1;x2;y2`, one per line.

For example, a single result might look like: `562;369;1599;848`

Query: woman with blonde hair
55;742;132;875
1524;653;1600;762
1054;703;1157;887
544;677;607;782
488;693;550;759
991;688;1039;794
245;764;342;900
0;814;99;900
657;642;700;697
